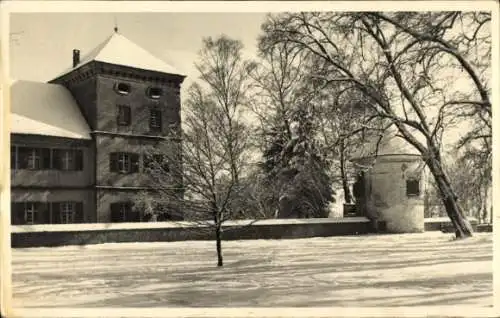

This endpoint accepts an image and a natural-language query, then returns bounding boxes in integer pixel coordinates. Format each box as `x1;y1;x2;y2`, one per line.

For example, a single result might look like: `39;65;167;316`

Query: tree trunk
426;157;474;238
482;186;488;224
339;140;353;204
215;224;223;267
212;207;223;267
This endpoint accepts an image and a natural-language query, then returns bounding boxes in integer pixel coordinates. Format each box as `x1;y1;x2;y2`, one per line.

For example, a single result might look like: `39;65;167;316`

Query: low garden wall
11;217;379;248
424;217;479;232
11;217;488;248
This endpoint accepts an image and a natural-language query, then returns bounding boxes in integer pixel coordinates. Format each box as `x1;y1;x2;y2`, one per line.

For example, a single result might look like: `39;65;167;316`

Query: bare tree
137;36;253;267
195;35;253;187
138;83;253;267
312;81;387;205
260;11;491;238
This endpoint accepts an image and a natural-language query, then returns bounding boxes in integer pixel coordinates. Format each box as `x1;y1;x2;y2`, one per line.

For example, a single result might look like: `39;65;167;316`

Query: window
144;154;169;172
60;202;75;224
25;202;37;225
110;152;139;173
406;179;421;197
114;82;131;95
51;202;83;224
11;202;52;225
18;147;50;170
110;202;140;222
53;149;83;171
149;109;162;131
146;87;163;99
117;105;131;126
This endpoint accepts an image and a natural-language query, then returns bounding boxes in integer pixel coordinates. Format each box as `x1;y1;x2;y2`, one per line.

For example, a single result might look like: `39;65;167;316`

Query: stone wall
11;217;380;248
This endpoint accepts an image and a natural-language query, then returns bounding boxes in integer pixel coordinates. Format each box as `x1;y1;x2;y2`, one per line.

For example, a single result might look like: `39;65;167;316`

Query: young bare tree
195;35;253;186
139;83;252;267
137;35;253;267
260;11;491;238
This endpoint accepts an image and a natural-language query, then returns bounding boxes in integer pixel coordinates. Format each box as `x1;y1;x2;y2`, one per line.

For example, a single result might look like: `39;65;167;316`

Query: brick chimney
73;49;80;68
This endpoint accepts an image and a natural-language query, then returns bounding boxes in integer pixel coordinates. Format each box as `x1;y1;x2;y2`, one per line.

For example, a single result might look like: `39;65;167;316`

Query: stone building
10;31;186;225
350;129;428;233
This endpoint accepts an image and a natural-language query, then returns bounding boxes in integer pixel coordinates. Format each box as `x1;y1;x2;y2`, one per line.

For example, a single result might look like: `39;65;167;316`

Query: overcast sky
10;12;267;92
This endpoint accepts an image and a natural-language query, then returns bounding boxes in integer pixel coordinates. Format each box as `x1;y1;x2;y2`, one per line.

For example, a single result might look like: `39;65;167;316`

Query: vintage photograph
2;1;495;317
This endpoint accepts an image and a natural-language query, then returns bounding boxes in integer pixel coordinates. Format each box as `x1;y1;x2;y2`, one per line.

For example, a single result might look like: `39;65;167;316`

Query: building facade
10;31;185;225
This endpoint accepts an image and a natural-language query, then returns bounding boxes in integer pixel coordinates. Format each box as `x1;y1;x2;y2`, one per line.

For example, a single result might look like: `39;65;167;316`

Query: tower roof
350;125;421;160
53;32;185;80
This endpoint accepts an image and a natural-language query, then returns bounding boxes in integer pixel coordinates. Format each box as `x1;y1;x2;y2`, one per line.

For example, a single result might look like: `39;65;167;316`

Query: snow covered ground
11;232;492;308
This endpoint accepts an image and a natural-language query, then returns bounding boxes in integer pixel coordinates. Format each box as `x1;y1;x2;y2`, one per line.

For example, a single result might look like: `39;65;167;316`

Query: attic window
147;87;163;99
406;179;421;197
115;83;131;95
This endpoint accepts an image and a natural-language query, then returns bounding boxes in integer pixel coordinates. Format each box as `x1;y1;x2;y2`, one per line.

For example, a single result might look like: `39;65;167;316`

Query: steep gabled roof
10;80;92;140
53;32;185;80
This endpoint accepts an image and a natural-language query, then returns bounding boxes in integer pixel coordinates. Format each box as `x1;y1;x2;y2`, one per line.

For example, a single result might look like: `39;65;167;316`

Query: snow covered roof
53;32;185;79
10;80;92;140
350;126;421;160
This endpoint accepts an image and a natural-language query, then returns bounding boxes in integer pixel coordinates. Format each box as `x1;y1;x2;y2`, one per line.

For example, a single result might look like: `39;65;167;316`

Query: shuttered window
149;109;162;132
110;152;139;174
16;147;83;171
53;149;84;171
117;105;131;126
11;202;50;225
18;148;49;170
110;202;140;222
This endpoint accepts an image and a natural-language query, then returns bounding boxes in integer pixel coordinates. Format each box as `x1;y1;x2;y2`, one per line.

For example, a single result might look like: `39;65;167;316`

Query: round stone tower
350;129;427;233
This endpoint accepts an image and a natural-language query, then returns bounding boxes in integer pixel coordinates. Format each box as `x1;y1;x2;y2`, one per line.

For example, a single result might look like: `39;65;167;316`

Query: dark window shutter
75;202;84;223
42;148;51;169
52;149;62;170
75;150;84;171
129;206;140;222
117;105;132;126
52;202;62;224
110;203;121;222
110;153;118;172
11;146;16;169
131;154;140;173
144;154;152;170
18;147;28;169
36;203;48;224
11;203;25;225
125;107;131;124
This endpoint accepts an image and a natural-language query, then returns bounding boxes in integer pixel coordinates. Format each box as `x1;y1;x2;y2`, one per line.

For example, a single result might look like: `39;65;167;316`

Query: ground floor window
110;202;140;222
25;202;37;225
11;202;47;225
11;201;83;225
58;202;79;224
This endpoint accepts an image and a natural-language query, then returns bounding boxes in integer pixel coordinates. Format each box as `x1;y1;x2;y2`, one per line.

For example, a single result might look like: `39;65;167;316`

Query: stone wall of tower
51;61;184;223
353;155;426;233
93;66;184;222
